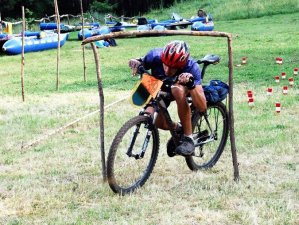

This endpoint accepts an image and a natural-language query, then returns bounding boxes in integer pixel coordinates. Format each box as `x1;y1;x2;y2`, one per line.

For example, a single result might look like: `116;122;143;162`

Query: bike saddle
197;54;220;65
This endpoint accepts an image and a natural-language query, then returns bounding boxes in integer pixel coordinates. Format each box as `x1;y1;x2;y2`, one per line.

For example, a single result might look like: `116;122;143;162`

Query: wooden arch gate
82;30;240;182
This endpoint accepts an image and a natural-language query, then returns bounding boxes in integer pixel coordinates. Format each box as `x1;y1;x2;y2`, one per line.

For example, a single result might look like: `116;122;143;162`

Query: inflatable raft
40;22;100;30
2;32;69;55
78;26;111;40
191;21;214;31
77;25;125;40
0;33;13;49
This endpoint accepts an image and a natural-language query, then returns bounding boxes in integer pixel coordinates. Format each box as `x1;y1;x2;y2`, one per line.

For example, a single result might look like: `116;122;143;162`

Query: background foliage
0;0;179;19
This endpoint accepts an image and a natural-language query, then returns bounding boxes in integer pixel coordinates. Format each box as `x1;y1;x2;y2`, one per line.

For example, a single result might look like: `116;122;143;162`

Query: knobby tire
107;115;160;195
185;102;229;170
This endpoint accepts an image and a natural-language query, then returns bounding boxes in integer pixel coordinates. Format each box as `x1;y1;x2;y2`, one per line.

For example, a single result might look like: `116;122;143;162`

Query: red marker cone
281;72;286;79
289;77;294;87
275;76;280;83
247;91;253;98
275;102;281;113
283;86;288;95
276;57;283;65
248;98;254;107
294;68;298;76
241;57;247;65
266;87;273;96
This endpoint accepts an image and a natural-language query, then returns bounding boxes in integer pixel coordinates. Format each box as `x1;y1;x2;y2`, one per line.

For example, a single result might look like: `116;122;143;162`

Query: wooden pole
0;12;2;34
227;35;240;181
20;6;25;102
54;0;61;91
80;0;87;82
82;30;240;182
91;42;106;182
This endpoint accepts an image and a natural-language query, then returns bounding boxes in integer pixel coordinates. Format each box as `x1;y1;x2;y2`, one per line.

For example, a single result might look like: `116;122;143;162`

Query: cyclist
129;40;207;156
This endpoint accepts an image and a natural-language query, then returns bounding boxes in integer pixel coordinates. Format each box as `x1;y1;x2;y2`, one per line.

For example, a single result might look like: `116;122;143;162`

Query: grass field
0;9;299;225
147;0;299;21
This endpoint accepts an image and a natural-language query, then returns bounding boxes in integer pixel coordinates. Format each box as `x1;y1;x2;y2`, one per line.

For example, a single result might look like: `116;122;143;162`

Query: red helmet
161;40;190;69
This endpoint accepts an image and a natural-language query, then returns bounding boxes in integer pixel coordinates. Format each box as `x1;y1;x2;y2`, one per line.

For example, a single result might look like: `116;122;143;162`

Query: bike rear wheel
107;115;160;195
185;102;229;170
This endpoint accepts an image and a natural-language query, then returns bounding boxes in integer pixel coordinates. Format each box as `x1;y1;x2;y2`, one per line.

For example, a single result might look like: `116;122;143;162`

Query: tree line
0;0;180;19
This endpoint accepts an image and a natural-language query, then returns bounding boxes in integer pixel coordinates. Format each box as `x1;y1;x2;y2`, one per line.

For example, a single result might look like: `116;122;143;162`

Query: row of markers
275;71;297;85
245;57;298;113
247;90;282;113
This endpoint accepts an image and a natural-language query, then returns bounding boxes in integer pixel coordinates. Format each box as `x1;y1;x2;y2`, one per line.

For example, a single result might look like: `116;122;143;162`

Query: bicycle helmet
161;40;190;69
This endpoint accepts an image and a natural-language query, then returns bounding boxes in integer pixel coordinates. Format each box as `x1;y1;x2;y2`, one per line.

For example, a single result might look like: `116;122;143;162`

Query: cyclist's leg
171;84;192;136
145;102;178;130
189;85;207;113
171;84;195;156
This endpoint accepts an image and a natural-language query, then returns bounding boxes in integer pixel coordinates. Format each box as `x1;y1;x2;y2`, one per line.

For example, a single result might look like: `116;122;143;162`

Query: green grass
1;9;299;225
147;0;299;21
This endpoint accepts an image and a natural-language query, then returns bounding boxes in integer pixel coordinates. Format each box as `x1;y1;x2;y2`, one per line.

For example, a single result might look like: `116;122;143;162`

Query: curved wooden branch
82;30;231;45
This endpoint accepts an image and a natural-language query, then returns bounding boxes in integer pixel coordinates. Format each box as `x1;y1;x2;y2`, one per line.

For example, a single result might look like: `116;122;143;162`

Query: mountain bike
107;54;229;195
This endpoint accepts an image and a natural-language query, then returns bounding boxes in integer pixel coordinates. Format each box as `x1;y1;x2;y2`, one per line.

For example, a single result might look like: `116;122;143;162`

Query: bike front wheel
185;102;229;170
107;115;160;195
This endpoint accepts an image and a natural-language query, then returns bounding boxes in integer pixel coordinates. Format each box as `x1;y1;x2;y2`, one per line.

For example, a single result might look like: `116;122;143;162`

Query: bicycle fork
126;114;156;160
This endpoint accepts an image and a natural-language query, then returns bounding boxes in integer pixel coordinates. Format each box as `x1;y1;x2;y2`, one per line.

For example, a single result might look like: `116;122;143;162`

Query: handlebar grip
137;66;146;74
137;65;151;75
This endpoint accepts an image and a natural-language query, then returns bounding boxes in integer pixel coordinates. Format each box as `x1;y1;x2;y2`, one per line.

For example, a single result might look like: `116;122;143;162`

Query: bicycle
107;54;229;195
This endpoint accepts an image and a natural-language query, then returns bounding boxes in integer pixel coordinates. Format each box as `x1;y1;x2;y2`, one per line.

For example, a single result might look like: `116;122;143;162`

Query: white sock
184;134;194;142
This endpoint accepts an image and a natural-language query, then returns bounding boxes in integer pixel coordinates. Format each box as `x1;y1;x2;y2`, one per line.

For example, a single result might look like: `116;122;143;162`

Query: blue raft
191;21;214;31
0;33;13;49
2;32;69;55
77;25;125;40
40;23;65;30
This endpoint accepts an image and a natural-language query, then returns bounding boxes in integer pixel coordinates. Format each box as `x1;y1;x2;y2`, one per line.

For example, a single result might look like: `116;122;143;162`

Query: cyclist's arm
128;57;144;76
129;48;163;76
177;66;207;112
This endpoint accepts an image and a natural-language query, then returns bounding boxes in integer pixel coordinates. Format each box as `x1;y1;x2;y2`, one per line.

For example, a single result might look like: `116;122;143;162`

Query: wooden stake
54;0;61;91
91;42;106;182
0;12;2;34
80;0;87;82
227;36;240;181
20;6;25;102
82;30;240;182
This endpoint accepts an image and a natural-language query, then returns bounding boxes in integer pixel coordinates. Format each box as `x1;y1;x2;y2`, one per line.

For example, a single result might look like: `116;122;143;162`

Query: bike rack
82;30;240;182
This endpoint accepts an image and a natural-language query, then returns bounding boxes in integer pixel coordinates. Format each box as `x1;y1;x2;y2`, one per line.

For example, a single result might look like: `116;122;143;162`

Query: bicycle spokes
186;103;229;169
